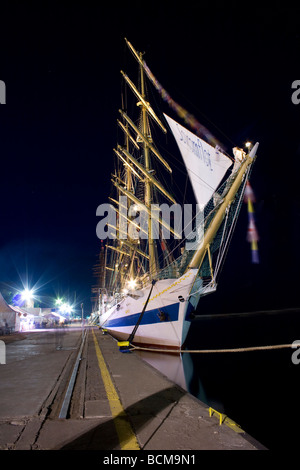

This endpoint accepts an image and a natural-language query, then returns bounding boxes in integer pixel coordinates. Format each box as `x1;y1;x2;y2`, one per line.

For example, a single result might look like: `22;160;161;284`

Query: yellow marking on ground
92;330;140;450
208;407;244;433
224;416;244;433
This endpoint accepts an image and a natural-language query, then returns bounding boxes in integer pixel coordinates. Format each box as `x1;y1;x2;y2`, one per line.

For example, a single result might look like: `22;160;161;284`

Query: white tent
9;304;35;331
42;311;66;324
0;292;20;333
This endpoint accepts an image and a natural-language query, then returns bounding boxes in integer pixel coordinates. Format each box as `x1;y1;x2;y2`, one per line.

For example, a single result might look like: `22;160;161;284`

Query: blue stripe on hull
184;301;195;322
105;302;180;328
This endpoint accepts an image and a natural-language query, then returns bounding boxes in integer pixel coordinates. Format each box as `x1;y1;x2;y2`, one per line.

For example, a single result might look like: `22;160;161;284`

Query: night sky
0;2;299;315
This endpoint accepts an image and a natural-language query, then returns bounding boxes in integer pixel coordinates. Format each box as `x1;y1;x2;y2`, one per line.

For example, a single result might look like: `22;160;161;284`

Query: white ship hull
99;269;201;351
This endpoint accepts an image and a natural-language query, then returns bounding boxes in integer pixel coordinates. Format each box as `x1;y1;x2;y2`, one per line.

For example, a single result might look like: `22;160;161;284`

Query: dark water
138;308;300;450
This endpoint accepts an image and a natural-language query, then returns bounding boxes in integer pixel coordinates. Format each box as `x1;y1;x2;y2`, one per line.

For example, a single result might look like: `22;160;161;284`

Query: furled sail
164;114;232;208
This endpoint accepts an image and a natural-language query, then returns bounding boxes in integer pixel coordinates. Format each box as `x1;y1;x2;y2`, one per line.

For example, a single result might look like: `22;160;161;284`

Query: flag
161;240;166;251
143;60;224;149
244;180;256;203
244;181;259;264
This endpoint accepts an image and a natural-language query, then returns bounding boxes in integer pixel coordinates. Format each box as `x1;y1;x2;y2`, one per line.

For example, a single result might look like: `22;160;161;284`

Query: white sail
164;114;232;208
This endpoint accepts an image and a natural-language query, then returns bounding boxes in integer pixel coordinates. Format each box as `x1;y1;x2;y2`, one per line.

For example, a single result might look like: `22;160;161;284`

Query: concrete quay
0;327;264;451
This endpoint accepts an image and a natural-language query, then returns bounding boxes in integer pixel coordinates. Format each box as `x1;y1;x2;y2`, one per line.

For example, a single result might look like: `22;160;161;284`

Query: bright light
21;288;34;302
245;141;252;148
55;298;63;306
127;279;137;290
60;303;73;314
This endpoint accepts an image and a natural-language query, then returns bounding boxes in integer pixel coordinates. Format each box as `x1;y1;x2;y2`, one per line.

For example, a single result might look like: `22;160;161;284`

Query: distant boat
93;39;259;352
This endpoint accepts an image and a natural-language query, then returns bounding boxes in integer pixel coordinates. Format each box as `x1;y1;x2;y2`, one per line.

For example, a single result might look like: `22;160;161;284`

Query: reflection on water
135;350;188;391
135;349;209;408
182;353;209;406
136;308;300;450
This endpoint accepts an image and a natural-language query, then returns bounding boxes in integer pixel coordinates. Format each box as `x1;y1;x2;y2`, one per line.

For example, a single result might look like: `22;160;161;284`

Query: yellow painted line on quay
92;329;140;450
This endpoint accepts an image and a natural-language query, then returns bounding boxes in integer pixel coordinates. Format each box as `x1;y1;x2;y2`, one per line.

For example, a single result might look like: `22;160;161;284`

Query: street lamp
65;304;73;314
21;288;34;308
60;302;71;313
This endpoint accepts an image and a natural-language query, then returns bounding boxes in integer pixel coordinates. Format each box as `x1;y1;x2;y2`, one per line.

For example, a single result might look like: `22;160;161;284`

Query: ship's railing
154;178;233;282
154;249;195;281
154;172;246;283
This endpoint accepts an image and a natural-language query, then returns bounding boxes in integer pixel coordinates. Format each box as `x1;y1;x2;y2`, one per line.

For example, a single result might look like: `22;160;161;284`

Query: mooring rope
130;343;295;354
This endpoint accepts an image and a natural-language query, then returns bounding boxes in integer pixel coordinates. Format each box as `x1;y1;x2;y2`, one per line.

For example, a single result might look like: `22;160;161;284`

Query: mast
111;39;175;285
124;111;135;282
139;52;158;279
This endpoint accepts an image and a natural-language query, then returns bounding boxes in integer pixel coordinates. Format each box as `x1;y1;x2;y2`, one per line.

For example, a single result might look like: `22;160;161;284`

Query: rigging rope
130;343;295;354
214;169;249;279
126;279;157;345
142;60;225;150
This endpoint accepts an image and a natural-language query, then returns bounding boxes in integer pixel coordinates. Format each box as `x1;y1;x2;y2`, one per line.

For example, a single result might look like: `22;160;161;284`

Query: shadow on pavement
59;385;186;450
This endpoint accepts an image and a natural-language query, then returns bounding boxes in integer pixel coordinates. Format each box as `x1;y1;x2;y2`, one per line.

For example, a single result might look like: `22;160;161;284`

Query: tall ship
93;39;259;352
